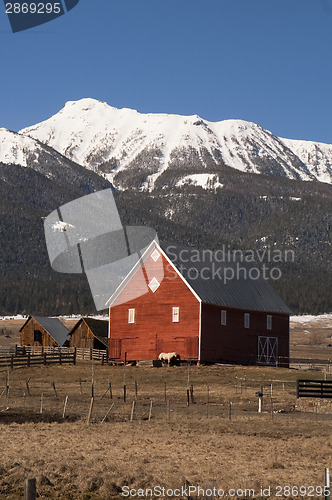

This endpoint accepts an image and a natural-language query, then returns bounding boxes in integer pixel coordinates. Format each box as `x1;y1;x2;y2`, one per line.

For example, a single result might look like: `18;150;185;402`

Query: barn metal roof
25;316;69;346
162;244;292;314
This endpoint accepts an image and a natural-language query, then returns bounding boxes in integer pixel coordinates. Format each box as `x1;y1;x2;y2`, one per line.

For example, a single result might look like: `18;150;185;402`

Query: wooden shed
69;317;109;350
107;241;291;366
20;316;69;347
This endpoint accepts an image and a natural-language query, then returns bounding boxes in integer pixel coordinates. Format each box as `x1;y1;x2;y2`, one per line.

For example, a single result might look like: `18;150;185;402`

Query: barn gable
108;244;201;361
69;317;109;349
20;316;69;347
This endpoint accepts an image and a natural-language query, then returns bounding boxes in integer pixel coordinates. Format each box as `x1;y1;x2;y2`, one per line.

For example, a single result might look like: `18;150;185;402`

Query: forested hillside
0;161;331;315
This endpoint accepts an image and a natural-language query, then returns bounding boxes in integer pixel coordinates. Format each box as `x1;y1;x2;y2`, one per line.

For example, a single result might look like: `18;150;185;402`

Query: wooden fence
18;346;108;363
0;352;75;370
297;379;332;399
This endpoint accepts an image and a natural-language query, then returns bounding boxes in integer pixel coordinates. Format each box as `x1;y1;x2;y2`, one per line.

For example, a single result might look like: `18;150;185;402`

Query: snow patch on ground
291;313;332;324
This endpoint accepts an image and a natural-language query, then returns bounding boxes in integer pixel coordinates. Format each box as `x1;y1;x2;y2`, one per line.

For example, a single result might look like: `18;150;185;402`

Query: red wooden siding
200;304;289;366
110;251;200;361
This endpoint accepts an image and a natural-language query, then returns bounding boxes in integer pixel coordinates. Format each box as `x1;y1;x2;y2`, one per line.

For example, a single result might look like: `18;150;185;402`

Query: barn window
267;315;272;330
151;249;161;262
221;310;227;326
148;277;160;293
244;313;250;329
172;307;180;323
128;308;135;324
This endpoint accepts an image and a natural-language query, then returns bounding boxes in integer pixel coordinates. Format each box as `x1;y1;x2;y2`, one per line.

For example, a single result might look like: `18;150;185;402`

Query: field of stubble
0;361;332;500
0;315;331;499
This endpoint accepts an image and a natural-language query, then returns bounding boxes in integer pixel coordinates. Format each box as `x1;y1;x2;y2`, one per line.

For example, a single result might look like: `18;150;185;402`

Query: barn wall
200;304;289;366
20;318;59;347
110;252;200;361
70;322;94;349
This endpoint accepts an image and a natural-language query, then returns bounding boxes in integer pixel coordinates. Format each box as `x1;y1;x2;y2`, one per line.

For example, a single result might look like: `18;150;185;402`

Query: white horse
158;352;181;366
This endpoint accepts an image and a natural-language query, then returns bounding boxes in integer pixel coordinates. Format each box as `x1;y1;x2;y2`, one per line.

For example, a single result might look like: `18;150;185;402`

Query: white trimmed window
244;313;250;329
172;307;179;323
151;248;161;262
128;308;135;324
221;310;227;326
148;277;160;293
267;315;272;331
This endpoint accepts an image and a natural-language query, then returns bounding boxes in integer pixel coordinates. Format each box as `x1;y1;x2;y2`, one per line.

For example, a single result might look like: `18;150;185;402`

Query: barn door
110;339;121;359
258;336;278;365
185;337;199;360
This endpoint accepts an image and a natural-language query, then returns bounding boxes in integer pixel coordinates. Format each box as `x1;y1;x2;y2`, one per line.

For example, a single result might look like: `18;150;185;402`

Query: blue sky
0;0;331;143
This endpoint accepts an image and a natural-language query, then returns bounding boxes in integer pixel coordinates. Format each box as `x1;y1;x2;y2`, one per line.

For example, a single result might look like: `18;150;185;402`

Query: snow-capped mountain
0;128;47;168
0;127;111;192
280;137;332;185
13;98;332;190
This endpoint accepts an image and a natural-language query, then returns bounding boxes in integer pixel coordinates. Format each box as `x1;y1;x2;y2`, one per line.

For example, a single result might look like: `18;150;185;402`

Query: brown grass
1;316;332;499
1;362;332;499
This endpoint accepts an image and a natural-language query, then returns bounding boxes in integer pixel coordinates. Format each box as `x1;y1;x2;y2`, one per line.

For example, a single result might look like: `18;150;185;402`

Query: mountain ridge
16;98;332;190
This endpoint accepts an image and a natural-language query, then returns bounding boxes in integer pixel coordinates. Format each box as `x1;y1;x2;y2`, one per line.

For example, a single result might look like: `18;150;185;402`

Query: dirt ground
0;316;332;499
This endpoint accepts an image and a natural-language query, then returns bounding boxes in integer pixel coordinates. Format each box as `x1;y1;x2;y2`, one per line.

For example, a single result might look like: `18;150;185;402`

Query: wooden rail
21;346;108;362
0;352;75;370
297;379;332;398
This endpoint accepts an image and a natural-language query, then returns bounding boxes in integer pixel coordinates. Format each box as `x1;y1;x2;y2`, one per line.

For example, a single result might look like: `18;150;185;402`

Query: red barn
107;242;291;366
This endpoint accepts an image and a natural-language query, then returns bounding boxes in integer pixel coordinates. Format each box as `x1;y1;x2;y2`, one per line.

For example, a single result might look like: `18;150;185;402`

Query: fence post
325;468;330;500
90;348;92;361
73;348;76;365
87;397;94;424
130;400;135;422
43;352;47;365
190;384;194;404
10;355;14;369
62;396;68;419
59;352;62;365
27;353;30;368
24;478;36;500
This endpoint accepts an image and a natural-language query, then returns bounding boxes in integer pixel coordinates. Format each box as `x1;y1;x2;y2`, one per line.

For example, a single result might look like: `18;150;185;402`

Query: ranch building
20;316;69;347
107;241;291;366
69;317;109;350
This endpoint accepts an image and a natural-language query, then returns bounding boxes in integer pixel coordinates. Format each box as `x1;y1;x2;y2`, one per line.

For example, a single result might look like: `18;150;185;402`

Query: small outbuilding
20;316;69;347
69;317;109;350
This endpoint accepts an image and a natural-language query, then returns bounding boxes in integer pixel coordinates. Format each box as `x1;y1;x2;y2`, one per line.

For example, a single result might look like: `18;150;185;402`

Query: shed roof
20;316;69;346
162;244;292;314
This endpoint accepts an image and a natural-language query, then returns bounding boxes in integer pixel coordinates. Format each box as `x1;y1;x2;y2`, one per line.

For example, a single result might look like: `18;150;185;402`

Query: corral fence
0;351;75;370
21;346;108;363
297;379;332;399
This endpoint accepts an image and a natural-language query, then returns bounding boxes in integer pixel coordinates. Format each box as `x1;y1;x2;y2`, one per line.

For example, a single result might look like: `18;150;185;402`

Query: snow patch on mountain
176;173;223;190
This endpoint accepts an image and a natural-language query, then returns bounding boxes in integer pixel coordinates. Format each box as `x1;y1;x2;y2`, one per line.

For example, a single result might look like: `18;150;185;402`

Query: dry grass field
0;316;331;499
